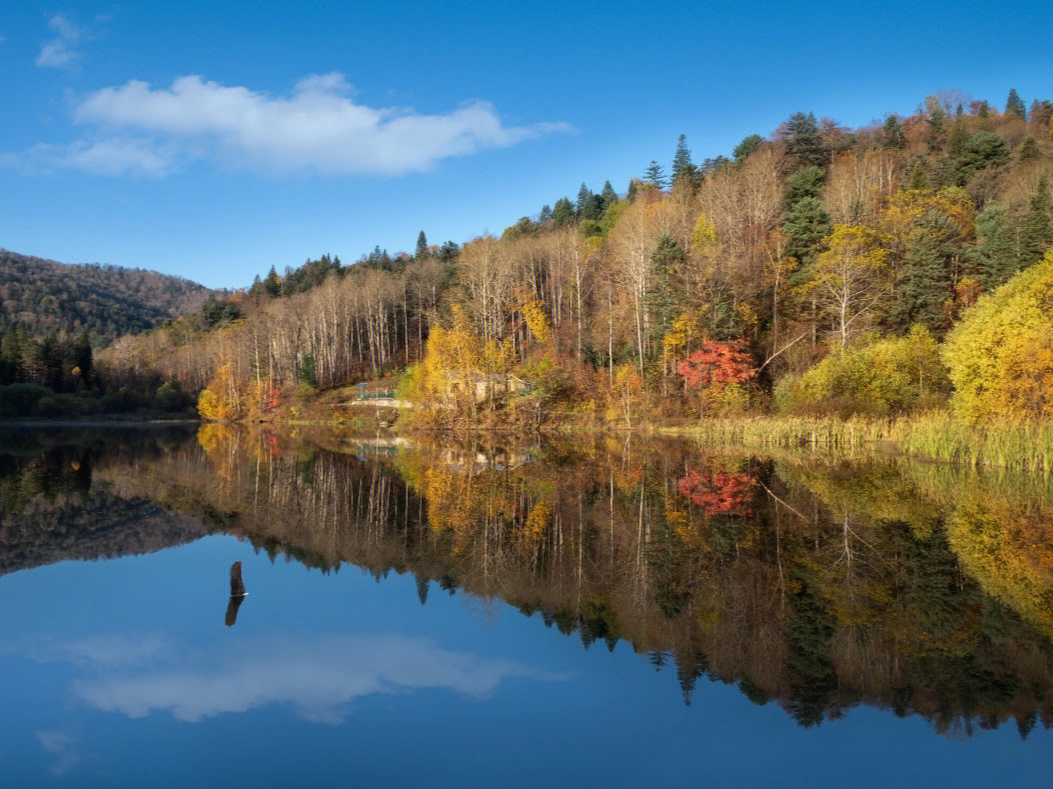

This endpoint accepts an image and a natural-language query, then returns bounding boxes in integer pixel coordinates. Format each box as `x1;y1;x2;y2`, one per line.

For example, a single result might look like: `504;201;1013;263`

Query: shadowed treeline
0;427;205;575
4;426;1053;737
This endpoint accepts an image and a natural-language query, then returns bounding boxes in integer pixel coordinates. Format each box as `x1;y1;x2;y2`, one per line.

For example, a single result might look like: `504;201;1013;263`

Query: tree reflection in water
4;424;1053;738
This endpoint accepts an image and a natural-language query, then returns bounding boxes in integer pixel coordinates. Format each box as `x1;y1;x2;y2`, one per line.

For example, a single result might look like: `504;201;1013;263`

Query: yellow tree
809;225;890;350
197;362;243;420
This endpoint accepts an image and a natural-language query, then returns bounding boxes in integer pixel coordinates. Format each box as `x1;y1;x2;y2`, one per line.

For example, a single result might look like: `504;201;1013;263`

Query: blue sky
2;1;1052;289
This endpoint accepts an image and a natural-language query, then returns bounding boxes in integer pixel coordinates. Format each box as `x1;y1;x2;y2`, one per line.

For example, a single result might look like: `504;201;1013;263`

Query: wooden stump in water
230;561;246;597
225;594;245;626
226;561;247;627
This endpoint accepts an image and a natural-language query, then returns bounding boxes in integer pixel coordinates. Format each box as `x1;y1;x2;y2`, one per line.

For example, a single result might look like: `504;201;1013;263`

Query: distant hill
0;249;214;346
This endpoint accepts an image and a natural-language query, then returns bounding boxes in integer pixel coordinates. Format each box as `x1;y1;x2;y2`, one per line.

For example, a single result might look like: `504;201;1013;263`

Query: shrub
777;326;949;417
943;250;1053;424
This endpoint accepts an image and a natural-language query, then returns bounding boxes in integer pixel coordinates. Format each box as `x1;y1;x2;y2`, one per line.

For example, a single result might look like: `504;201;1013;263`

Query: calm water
1;425;1052;787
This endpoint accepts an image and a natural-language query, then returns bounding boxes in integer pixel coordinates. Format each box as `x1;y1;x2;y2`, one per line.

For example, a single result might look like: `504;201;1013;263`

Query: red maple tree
677;467;758;517
676;339;757;389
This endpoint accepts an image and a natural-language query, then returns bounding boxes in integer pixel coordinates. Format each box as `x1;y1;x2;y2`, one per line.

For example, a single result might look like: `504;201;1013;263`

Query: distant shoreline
0;417;200;428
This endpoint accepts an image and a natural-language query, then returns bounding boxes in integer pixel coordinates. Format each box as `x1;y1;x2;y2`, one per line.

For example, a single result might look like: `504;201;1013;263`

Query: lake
1;425;1052;787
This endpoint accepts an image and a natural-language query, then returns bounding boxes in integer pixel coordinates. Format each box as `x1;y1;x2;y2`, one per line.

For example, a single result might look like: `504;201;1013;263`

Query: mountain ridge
0;248;215;346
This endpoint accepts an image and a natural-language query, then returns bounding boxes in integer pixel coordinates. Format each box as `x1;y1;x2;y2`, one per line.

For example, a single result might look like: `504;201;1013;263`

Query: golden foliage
943;250;1053;424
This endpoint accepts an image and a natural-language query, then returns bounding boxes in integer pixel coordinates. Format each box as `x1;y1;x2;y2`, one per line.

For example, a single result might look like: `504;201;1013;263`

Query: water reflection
62;633;565;724
3;425;1053;739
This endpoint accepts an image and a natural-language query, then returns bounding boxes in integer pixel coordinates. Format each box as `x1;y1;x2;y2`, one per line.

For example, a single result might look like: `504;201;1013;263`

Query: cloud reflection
66;634;565;724
36;730;79;776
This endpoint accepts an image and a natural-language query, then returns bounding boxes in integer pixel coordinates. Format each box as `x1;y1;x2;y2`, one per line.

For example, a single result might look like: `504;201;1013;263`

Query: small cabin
442;372;535;403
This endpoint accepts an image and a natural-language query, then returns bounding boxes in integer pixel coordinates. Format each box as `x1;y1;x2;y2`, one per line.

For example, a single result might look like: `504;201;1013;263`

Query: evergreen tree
643;160;667;188
894;230;951;334
36;334;62;389
576;183;592;215
785;166;825;207
626;178;640;200
438;241;459;263
1006;88;1027;120
599;180;618;209
882;116;906;150
968;204;1017;289
1019;136;1042;162
671;134;694;184
733;133;764;162
925;106;945;150
782;112;827;168
538;204;553;223
956;132;1011;181
1019;178;1053;267
263;266;282;297
1;325;24;383
552;197;576;227
947;118;969;159
646;235;685;338
783;197;831;269
73;330;92;383
581;193;604;221
415;230;428;259
908;165;930;191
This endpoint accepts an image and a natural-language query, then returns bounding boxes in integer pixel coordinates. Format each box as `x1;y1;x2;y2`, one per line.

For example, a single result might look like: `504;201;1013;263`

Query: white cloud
5;139;173;176
36;730;80;776
63;73;573;175
52;633;566;724
36;14;81;68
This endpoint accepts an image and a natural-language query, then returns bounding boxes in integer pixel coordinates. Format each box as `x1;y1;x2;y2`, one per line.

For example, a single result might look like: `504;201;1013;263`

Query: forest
0;250;213;344
0;250;213;417
12;89;1053;433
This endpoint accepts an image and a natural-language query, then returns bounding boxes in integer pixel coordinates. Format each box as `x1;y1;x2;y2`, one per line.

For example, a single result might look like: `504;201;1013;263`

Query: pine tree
782;197;831;269
263;266;282;297
552;197;576;227
538;204;553;223
882;116;906;150
647;235;685;337
1019;178;1053;267
733;134;764;162
969;204;1016;289
947;118;969;159
908;165;930;191
73;330;92;383
1;324;24;383
1019;136;1043;162
671;134;694;183
782;112;827;168
785;166;825;207
1006;88;1027;120
600;180;617;209
644;160;667;188
415;230;428;259
580;193;604;221
576;183;591;215
894;230;950;334
925;107;945;150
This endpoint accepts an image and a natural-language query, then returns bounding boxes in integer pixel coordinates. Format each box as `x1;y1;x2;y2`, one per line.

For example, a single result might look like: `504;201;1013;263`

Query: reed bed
891;412;1053;474
663;412;1053;473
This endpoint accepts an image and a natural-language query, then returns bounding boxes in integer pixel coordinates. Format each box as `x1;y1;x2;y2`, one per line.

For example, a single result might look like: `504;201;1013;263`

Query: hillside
99;90;1053;430
0;249;214;345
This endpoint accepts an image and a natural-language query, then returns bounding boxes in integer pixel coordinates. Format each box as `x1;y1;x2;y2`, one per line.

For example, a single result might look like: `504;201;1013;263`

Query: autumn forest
4;90;1053;448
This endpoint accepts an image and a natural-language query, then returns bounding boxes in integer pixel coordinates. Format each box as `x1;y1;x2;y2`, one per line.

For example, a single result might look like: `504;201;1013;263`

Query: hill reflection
3;425;1053;738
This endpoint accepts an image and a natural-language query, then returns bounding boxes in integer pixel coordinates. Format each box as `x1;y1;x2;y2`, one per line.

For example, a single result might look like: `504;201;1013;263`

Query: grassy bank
662;412;1053;473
